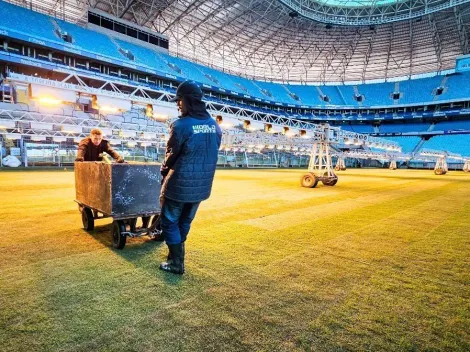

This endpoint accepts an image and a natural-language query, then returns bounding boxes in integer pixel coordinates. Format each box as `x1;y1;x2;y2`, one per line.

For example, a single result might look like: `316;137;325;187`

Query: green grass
0;168;469;351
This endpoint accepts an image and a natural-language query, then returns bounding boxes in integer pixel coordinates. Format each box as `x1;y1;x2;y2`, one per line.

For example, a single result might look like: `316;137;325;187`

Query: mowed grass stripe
238;179;448;231
194;182;463;280
305;198;470;351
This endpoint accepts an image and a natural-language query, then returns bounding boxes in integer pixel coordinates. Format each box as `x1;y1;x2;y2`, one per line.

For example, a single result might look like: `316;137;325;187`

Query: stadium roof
317;0;399;5
7;0;470;83
278;0;470;25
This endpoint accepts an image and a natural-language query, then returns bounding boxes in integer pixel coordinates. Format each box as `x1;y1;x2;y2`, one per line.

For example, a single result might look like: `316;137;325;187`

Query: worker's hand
116;158;125;163
75;157;84;162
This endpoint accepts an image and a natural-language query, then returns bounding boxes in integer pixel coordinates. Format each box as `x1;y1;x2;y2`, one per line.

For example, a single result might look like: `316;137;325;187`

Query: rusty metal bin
74;162;162;249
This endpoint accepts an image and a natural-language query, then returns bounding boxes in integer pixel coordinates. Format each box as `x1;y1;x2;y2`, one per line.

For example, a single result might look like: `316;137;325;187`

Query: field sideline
0;168;469;351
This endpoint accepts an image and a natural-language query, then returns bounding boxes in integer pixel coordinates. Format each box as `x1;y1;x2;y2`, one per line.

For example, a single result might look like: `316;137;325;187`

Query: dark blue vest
161;115;222;203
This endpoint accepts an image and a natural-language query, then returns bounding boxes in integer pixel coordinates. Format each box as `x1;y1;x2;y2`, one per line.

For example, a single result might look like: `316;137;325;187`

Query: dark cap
169;80;203;102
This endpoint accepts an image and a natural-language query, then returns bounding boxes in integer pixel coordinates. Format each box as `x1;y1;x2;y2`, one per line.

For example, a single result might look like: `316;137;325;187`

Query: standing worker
75;128;125;163
159;80;222;275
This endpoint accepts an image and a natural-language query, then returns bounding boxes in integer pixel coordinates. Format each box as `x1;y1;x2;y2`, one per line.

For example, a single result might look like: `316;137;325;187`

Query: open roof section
279;0;470;25
4;0;470;83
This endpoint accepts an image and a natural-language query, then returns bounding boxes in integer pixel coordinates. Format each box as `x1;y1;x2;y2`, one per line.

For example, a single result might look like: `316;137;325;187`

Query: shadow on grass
90;223;182;285
116;242;185;286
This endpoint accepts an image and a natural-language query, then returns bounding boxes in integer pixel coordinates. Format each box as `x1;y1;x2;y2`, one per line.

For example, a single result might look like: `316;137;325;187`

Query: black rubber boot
160;243;184;274
167;242;185;262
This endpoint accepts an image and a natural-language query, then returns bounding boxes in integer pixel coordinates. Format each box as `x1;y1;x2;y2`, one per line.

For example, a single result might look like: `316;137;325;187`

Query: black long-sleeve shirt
76;137;122;162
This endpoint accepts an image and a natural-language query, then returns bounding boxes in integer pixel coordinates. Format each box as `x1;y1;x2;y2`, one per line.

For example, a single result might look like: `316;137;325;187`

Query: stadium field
0;169;469;351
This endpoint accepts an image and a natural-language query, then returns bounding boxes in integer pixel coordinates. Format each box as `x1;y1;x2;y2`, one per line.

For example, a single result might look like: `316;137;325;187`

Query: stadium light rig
99;106;119;113
419;149;447;158
38;97;62;105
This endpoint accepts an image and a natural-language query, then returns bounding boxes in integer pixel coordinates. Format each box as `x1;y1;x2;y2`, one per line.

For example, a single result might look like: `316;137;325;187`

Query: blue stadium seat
357;82;395;106
398;76;442;104
379;123;430;133
199;67;243;93
381;136;422;153
55;19;124;60
158;53;214;85
256;81;298;104
320;86;346;106
336;85;357;105
421;134;470;156
0;1;59;43
443;73;470;101
114;39;174;74
285;84;325;106
433;120;470;131
341;124;375;133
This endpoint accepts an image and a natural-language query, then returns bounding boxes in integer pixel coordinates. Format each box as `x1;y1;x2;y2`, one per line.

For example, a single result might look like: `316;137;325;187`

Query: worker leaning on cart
159;80;222;275
75;128;125;163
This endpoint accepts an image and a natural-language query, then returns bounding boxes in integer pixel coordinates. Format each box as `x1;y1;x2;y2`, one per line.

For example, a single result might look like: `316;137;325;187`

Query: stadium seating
0;1;59;43
114;39;174;74
341;124;376;134
379;123;430;133
421;134;470;156
284;84;324;106
444;73;470;101
55;19;124;60
336;85;357;105
380;136;422;153
398;76;443;104
199;66;246;93
433;120;470;131
157;53;215;85
320;86;346;106
356;81;396;106
226;75;265;99
255;81;298;104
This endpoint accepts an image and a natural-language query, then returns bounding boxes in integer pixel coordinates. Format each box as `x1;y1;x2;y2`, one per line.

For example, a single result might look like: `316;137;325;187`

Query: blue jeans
160;197;201;245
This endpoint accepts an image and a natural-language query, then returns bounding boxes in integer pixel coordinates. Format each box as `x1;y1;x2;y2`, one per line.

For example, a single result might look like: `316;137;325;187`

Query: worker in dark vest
159;80;222;275
75;128;124;163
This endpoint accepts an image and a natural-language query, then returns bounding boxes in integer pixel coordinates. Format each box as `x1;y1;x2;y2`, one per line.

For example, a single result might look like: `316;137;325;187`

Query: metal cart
75;162;162;249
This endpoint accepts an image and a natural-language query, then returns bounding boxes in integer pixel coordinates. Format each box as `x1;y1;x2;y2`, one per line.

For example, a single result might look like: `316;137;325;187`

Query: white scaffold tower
389;160;397;170
301;125;402;188
435;157;448;175
301;124;338;188
217;117;400;188
419;149;453;175
334;156;346;171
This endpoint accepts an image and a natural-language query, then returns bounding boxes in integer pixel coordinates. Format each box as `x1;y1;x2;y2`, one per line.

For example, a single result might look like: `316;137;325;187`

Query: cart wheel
142;216;151;228
81;207;94;231
322;177;338;186
151;214;164;241
112;220;127;249
435;168;445;175
334;166;340;171
301;173;318;188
